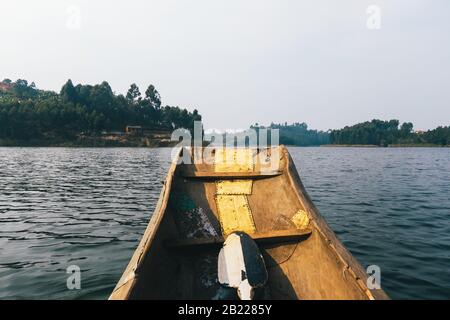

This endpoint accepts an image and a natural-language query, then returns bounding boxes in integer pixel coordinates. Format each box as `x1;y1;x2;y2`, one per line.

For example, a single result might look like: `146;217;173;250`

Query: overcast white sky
1;0;449;131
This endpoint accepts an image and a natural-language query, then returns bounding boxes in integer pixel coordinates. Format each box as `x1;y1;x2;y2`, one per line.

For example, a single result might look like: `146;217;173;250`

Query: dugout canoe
109;146;389;300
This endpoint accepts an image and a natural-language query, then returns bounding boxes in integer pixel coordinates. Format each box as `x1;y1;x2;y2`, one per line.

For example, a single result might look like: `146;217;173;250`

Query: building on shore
125;125;172;138
0;81;13;92
125;126;144;136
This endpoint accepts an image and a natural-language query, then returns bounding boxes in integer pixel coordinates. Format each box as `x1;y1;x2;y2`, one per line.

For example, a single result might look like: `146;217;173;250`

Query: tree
126;83;141;102
400;122;413;135
16;79;28;87
12;79;36;99
192;109;201;122
145;84;161;109
60;79;77;102
423;126;450;146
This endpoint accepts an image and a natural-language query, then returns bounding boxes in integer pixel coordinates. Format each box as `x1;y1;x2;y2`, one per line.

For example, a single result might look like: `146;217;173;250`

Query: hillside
0;79;201;146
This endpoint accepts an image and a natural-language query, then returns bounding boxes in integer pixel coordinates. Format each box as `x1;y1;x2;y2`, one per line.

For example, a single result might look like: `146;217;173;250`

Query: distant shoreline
2;141;448;148
320;144;379;148
387;143;449;148
320;144;449;148
284;144;449;148
0;137;178;148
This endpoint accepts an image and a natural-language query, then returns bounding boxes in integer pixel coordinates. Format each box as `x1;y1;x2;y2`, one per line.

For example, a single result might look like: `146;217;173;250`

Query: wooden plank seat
165;228;312;249
179;171;283;180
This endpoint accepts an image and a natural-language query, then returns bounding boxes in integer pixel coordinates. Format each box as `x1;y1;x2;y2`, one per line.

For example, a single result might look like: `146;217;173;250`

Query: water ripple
290;147;450;300
0;147;172;299
1;147;449;299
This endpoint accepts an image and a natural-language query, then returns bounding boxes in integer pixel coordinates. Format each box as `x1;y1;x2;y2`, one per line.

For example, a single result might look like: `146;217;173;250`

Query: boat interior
110;146;387;300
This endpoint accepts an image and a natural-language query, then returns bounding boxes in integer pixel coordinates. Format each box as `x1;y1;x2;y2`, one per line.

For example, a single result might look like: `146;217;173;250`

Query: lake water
0;147;449;299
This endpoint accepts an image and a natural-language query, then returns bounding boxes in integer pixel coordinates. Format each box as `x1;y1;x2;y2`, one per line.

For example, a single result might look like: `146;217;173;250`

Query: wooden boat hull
110;146;389;300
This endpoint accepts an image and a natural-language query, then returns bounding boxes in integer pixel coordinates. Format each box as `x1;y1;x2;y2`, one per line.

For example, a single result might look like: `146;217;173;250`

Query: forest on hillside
329;119;450;146
252;120;449;147
0;79;201;141
1;79;448;147
251;122;330;146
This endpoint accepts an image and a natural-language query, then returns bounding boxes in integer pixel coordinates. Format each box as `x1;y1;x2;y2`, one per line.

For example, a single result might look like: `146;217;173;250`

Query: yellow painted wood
214;148;254;173
291;209;310;229
216;180;253;195
215;195;256;236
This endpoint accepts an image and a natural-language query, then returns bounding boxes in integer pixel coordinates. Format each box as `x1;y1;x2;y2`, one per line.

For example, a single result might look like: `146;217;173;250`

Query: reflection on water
0;147;449;299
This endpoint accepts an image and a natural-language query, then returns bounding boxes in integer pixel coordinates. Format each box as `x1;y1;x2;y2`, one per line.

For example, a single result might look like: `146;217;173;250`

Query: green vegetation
1;79;448;148
251;120;449;147
0;79;201;143
251;122;329;146
330;119;450;147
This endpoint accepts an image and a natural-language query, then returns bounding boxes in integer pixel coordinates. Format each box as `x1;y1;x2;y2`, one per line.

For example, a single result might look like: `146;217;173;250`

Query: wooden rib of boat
109;146;389;300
